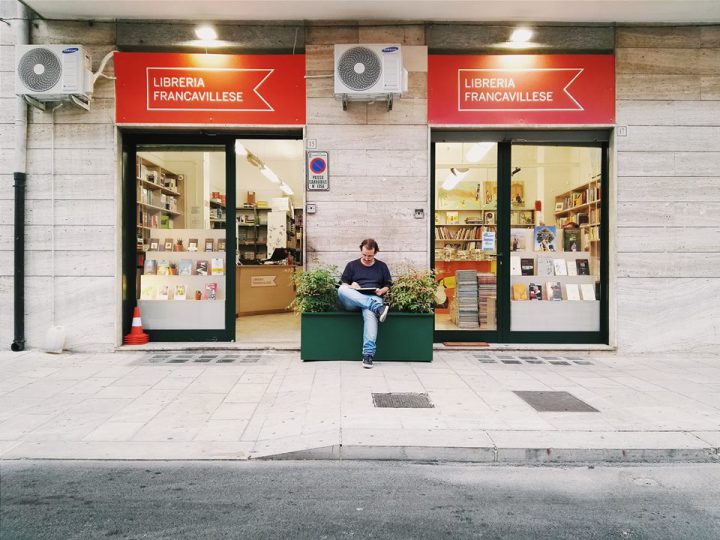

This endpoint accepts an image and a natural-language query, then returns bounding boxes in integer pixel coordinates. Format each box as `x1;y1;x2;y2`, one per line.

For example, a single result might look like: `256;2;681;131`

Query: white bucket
44;325;66;354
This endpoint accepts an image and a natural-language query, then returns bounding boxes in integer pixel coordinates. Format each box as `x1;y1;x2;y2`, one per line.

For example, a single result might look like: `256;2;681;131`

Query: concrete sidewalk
0;349;718;463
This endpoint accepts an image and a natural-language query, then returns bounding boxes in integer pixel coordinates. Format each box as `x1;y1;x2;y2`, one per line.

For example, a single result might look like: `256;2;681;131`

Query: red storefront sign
428;55;614;125
114;53;305;125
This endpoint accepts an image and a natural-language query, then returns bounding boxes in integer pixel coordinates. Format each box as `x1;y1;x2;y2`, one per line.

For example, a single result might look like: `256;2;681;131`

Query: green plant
387;268;435;314
291;266;339;313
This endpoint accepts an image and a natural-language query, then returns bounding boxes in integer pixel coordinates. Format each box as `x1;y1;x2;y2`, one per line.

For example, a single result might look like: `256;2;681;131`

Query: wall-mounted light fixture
442;167;469;191
510;27;533;43
279;183;294;196
195;25;218;41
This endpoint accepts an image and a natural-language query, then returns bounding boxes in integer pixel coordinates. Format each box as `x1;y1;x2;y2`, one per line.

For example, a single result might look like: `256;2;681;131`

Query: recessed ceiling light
510;28;533;43
195;25;218;41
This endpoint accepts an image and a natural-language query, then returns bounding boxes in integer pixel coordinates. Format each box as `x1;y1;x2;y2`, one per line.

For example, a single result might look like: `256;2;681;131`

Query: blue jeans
337;285;384;356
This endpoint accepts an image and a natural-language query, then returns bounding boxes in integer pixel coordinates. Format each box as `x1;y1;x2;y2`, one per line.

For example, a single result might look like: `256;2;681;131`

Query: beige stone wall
0;13;118;351
304;25;429;274
615;26;720;353
3;14;719;352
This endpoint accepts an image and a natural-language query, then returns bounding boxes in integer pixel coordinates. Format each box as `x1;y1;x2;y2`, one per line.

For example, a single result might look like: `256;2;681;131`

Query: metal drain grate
372;393;434;409
514;391;599;412
472;354;594;366
140;352;263;365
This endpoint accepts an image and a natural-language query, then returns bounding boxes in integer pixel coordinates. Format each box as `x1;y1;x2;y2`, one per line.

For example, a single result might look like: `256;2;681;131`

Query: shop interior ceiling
19;0;720;23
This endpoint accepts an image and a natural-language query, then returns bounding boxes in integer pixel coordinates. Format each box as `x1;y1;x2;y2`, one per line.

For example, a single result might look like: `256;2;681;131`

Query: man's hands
350;282;389;296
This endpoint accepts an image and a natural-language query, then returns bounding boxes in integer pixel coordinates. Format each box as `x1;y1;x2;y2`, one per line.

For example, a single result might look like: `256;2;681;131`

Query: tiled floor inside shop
235;312;300;345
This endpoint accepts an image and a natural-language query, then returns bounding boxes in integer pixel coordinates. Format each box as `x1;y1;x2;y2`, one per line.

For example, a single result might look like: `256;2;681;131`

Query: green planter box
301;312;434;362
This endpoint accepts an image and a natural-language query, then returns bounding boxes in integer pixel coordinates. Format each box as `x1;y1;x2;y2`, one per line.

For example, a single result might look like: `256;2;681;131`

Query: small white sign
251;276;277;287
307;151;329;191
482;231;495;251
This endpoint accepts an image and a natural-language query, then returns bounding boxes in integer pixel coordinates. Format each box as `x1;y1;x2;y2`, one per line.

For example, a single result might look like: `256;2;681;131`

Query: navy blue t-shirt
341;259;392;289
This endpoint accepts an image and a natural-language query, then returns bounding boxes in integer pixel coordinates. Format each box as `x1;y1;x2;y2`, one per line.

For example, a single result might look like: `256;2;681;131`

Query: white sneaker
378;304;389;323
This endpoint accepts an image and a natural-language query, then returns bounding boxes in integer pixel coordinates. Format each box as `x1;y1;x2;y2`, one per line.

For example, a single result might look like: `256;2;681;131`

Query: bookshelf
136;156;184;250
209;194;226;229
236;205;268;264
509;226;600;332
554;175;601;253
138;228;226;330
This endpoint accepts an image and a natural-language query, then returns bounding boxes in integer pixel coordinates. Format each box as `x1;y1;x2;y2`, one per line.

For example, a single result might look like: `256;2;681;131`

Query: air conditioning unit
334;44;408;110
15;45;93;109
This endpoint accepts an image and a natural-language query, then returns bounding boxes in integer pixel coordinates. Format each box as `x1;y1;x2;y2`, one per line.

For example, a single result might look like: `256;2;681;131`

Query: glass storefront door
123;135;236;342
432;131;608;344
433;141;499;338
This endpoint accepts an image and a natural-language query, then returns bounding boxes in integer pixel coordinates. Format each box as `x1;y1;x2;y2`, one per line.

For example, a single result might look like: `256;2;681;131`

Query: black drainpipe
11;1;29;351
11;172;25;351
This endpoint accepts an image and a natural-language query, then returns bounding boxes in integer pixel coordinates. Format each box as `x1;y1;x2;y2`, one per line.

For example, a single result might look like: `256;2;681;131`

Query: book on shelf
160;215;172;229
148;238;159;251
510;228;528;251
512;282;528;300
204;239;215;252
205;282;218;300
217;239;226;251
563;228;581;252
446;211;459;225
187;238;198;252
565;283;581;301
520;258;535;276
580;283;596;301
534;226;557;252
157;284;170;301
553;258;568;276
567;260;578;276
546;281;563;301
510;256;521;276
528;283;543;301
576;259;590;275
195;260;209;276
143;259;157;275
140;285;156;300
211;258;224;275
537;256;555;277
162;238;173;251
177;259;193;276
157;260;170;276
174;284;186;300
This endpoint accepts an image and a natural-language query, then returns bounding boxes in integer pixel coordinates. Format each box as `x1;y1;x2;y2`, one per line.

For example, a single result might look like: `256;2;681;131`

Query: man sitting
337;238;391;369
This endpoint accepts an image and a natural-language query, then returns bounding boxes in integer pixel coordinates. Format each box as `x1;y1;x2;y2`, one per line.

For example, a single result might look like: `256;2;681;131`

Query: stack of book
451;270;480;329
477;272;496;329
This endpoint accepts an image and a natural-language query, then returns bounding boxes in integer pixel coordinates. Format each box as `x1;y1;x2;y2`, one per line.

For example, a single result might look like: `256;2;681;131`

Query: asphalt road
1;461;719;539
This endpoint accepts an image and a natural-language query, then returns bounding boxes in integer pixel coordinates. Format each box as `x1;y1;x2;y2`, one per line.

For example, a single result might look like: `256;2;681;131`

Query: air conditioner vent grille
18;48;62;92
337;46;382;91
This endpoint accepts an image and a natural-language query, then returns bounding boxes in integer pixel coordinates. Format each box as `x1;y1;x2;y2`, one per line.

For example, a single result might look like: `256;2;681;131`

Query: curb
258;445;720;464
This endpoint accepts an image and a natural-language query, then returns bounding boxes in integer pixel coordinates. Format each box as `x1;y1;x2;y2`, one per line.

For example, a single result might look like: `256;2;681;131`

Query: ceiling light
246;153;263;168
510;27;533;43
465;142;495;163
260;165;281;184
195;25;218;41
234;141;248;156
441;167;469;191
279;183;294;196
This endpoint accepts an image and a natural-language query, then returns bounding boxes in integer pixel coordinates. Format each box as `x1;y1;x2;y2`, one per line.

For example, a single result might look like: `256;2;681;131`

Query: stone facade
1;9;718;352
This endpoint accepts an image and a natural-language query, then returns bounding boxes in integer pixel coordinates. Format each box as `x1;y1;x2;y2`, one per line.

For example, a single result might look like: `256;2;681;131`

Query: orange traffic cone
124;306;149;345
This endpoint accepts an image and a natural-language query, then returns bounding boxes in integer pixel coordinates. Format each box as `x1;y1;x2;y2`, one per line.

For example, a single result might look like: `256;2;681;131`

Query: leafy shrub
387;269;435;314
291;266;339;313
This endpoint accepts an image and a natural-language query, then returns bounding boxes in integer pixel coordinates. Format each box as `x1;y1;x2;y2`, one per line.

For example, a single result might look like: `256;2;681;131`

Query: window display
434;139;604;338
